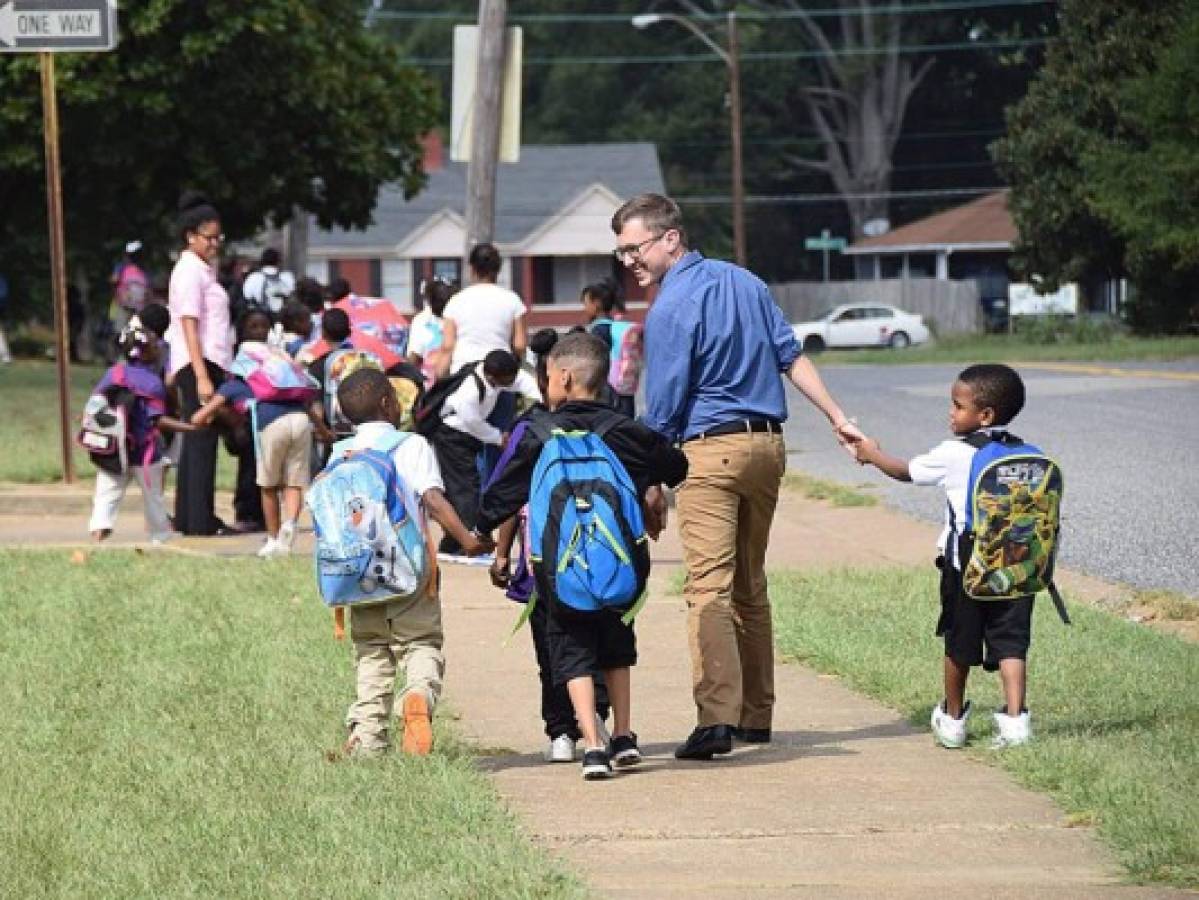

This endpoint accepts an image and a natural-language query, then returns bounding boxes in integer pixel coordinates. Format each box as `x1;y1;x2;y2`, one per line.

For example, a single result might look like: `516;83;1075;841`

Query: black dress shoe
674;725;734;760
732;727;772;744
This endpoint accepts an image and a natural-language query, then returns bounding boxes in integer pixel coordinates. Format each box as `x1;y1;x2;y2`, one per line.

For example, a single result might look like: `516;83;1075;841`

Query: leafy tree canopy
0;0;438;315
995;0;1196;331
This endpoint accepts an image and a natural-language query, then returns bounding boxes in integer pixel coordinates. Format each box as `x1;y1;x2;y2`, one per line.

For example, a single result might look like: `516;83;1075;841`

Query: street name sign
0;0;116;52
804;229;848;252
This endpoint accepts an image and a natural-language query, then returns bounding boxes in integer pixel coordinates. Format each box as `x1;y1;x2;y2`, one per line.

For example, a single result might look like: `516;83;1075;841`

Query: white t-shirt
242;266;296;314
908;436;979;568
347;423;444;532
442;282;526;373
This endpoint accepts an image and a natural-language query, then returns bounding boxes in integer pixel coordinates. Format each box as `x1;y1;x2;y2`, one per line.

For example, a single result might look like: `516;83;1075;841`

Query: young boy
332;367;492;757
429;349;539;560
476;333;687;779
190;312;333;557
853;363;1035;749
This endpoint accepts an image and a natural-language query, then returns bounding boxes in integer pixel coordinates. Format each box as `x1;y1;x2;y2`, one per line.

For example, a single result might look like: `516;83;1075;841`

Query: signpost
2;0;118;484
804;228;848;282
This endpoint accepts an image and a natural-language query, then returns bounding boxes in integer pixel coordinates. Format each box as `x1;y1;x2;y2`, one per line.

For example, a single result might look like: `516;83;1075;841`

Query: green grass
782;471;878;507
0;550;582;899
815;333;1199;365
0;360;105;482
767;566;1199;887
0;360;237;490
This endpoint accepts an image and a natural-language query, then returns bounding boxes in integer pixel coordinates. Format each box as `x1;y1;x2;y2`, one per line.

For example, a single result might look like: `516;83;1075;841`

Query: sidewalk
440;491;1172;899
0;482;1175;897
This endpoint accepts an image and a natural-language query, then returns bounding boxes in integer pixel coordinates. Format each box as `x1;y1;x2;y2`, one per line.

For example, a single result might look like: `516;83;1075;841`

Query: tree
0;0;438;316
993;0;1194;331
747;0;932;239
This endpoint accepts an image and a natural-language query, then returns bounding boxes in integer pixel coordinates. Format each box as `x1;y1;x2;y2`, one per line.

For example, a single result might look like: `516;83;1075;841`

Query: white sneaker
277;519;297;551
544;734;577;763
257;536;285;558
149;531;177;545
931;700;972;749
991;709;1032;749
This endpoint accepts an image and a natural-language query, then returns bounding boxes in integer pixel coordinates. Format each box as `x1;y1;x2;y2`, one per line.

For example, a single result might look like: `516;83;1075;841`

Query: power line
406;35;1047;67
676;186;1005;205
658;127;1006;148
372;0;1054;24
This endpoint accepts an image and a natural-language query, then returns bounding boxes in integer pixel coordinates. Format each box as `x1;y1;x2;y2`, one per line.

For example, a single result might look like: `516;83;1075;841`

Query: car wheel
803;335;826;352
888;331;910;349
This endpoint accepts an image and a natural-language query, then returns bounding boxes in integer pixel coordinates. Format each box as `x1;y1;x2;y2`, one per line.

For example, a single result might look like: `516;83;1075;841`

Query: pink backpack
230;342;319;404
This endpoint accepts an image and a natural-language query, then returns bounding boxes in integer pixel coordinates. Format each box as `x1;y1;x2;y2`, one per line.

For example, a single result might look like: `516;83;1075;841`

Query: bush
1012;314;1122;344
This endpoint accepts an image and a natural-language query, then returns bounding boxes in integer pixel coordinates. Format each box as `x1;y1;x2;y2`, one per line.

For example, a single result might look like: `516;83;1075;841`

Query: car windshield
814;308;837;321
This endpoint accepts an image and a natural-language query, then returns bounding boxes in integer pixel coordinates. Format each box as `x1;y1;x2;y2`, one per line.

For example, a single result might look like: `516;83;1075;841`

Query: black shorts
546;604;637;686
938;559;1033;671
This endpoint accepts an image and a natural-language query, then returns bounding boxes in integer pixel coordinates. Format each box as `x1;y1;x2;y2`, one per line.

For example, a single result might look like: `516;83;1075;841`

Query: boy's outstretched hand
488;557;511;589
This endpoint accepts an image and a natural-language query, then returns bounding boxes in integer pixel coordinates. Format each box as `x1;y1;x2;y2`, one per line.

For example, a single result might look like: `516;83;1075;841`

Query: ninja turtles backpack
953;431;1069;623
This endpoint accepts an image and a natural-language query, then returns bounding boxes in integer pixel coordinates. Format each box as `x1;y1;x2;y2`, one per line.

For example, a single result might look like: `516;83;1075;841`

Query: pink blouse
167;250;232;376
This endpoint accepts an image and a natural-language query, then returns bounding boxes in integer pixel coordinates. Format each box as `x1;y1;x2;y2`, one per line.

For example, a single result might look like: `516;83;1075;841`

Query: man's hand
643;485;668;540
489;556;511;589
832;417;866;459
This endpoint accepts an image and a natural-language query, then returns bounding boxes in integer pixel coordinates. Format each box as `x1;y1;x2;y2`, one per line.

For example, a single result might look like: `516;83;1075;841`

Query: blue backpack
306;431;432;608
527;413;650;621
953;430;1068;623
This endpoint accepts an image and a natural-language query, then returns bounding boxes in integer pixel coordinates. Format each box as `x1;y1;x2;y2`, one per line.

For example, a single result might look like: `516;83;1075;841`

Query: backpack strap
1047;581;1071;625
524;408;554;445
589;408;627;441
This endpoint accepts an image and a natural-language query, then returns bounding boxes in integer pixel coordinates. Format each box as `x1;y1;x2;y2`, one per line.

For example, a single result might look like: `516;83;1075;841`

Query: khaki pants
677;432;785;729
346;594;445;751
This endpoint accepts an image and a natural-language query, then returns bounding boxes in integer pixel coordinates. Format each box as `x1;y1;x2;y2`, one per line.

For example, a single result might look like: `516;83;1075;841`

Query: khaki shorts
257;412;312;488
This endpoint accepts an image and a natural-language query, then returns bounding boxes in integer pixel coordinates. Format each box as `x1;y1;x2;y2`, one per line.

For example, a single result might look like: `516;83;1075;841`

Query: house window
432;258;461;286
531;257;555;304
880;256;904;279
907;254;936;278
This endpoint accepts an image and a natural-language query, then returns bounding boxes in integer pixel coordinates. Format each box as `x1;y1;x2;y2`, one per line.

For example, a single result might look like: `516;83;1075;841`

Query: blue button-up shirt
641;251;802;443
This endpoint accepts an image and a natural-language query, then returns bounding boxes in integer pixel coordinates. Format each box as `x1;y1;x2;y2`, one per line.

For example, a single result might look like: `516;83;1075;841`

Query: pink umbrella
334;295;410;369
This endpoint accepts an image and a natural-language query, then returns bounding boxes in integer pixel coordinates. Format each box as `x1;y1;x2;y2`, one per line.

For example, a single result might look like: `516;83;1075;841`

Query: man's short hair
468;243;503;278
548;332;610;396
611;193;687;245
328;277;352;301
260;247;281;268
337;368;392;426
321;307;351;342
139;302;170;338
482;349;520;379
958;363;1025;426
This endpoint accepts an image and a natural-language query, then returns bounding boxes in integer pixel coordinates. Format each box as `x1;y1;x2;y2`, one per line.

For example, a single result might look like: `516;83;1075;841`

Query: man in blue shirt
612;193;861;760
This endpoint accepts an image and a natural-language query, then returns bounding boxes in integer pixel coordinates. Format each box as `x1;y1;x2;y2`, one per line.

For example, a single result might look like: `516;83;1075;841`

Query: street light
633;10;745;267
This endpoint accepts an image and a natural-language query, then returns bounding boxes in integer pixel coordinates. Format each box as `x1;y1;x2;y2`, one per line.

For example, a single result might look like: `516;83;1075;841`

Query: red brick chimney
421;132;444;174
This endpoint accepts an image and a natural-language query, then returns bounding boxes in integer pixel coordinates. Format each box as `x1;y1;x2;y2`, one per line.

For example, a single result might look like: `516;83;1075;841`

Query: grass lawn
0;550;582;899
782;471;878;507
767;566;1199;888
0;361;237;490
816;333;1199;366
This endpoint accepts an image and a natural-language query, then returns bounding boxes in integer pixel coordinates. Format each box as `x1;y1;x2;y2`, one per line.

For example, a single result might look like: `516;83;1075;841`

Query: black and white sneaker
581;747;613;780
609;732;642;768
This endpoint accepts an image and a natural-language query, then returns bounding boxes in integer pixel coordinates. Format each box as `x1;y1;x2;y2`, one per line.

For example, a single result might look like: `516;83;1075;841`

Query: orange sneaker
401;692;434;756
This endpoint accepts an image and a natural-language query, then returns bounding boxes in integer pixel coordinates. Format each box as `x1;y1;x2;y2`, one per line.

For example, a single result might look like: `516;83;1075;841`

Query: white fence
769;278;984;336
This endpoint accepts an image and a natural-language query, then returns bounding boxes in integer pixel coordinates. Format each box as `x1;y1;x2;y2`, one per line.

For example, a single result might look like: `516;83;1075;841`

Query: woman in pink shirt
167;191;233;535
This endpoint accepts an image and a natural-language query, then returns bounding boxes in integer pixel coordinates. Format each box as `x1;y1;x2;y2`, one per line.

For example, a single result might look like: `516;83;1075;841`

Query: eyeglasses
195;231;225;244
613;233;664;263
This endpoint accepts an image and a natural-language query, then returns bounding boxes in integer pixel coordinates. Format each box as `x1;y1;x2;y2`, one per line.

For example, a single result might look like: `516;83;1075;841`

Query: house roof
845;190;1016;255
310;142;664;253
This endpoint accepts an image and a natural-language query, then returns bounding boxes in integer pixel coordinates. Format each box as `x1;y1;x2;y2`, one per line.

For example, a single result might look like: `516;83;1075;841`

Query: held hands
832;417;867;461
460;529;496;559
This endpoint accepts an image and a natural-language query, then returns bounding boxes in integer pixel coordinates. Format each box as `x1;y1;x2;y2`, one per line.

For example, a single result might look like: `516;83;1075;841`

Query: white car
791;304;930;351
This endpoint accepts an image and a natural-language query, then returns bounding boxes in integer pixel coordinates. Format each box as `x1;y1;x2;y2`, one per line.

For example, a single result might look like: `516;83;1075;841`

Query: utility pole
727;11;745;268
464;0;507;261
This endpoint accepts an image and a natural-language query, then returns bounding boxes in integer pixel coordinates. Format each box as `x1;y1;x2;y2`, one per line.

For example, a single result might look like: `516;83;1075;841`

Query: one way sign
0;0;116;52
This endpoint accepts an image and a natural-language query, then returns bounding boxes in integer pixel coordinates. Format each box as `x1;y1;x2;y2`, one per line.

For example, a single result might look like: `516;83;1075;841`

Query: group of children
83;275;1054;771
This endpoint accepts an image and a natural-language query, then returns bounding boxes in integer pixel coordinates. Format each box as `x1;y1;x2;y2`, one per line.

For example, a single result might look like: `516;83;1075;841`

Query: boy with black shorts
476;333;687;778
853;364;1036;749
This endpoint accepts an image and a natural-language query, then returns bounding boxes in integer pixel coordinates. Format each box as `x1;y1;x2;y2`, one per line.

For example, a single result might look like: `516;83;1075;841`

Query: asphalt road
782;359;1199;597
